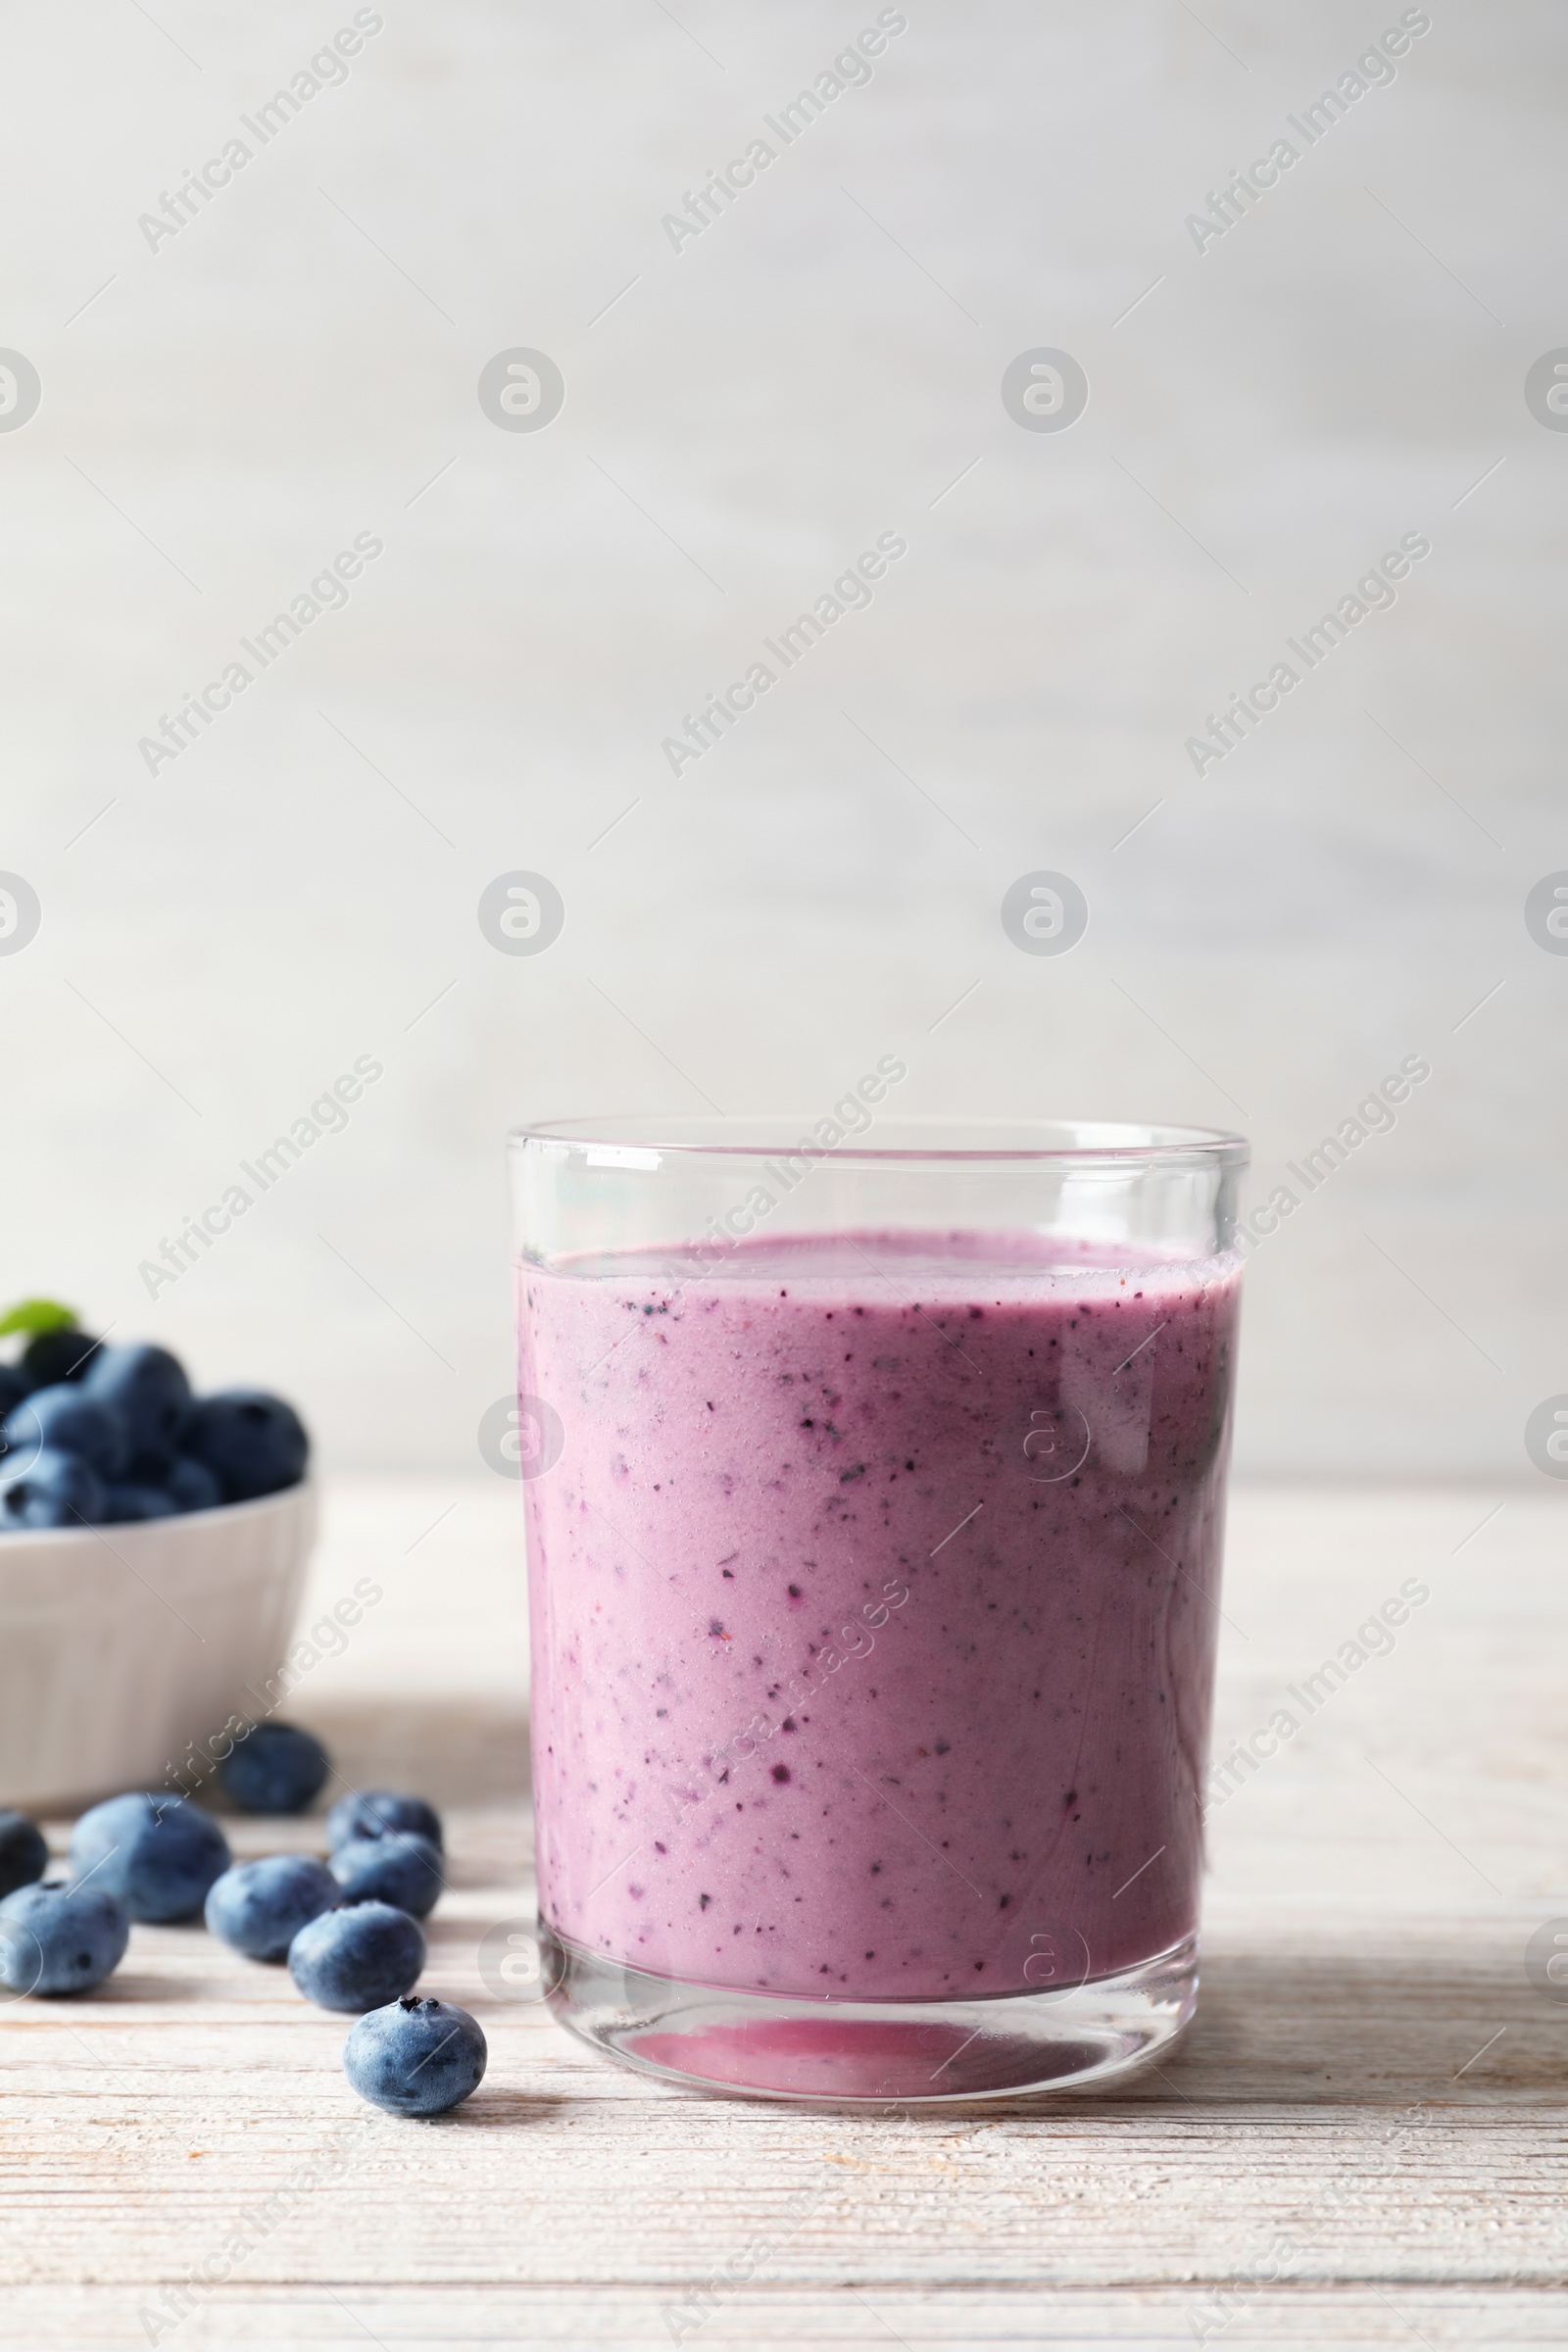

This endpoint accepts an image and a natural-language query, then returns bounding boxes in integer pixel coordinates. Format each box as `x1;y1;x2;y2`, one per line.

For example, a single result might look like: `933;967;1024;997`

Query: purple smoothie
519;1230;1241;2003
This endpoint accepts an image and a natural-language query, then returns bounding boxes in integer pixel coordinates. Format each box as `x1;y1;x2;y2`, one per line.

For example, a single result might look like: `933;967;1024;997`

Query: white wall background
1;0;1563;1481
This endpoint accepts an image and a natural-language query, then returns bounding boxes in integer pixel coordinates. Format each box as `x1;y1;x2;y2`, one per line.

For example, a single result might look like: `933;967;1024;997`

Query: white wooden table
3;1478;1563;2348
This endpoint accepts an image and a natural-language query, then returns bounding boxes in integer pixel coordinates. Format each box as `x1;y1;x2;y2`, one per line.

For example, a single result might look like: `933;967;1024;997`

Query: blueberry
0;1365;30;1418
326;1790;443;1853
343;1995;487;2118
123;1447;179;1486
184;1390;308;1503
164;1455;223;1514
0;1879;128;1995
218;1723;329;1815
81;1345;192;1465
100;1485;177;1524
287;1899;424;2012
0;1810;48;1899
22;1327;103;1388
329;1833;442;1919
1;1386;128;1479
204;1855;339;1962
0;1447;106;1530
69;1793;230;1923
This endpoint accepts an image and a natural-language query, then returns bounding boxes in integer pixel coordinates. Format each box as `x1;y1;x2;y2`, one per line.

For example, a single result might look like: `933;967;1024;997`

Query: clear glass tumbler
510;1114;1247;2103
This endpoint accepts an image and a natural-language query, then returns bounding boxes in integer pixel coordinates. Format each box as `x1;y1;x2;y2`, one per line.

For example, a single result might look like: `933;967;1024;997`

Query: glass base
540;1924;1199;2105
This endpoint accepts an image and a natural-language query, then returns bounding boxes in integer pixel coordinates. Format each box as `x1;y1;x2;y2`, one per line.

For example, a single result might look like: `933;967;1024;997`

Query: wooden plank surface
1;1478;1563;2349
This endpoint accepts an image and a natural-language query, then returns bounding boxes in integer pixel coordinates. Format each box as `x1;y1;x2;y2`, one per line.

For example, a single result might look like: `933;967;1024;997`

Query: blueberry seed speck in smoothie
520;1228;1241;2006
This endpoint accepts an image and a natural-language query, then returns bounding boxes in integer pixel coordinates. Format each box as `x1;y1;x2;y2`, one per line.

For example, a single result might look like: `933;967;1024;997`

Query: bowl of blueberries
0;1300;316;1811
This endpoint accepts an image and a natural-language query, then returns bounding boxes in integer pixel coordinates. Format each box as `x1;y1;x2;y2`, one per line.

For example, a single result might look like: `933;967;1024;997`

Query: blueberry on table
288;1900;424;2012
343;1995;487;2117
205;1855;339;1961
163;1455;223;1514
69;1793;230;1923
0;1880;128;1995
100;1485;177;1523
326;1789;443;1853
1;1387;128;1479
0;1810;48;1899
184;1390;307;1502
219;1723;329;1815
329;1833;443;1919
0;1447;106;1530
21;1327;102;1388
81;1344;192;1465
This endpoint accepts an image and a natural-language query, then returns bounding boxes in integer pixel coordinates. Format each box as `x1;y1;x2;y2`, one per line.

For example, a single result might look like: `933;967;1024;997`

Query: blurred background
1;0;1562;1483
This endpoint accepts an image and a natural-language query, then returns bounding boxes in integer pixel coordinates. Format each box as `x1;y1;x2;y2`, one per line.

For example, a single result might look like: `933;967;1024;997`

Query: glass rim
509;1113;1249;1167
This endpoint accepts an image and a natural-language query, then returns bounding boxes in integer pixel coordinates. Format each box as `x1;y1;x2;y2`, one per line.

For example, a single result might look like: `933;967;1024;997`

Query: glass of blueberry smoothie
511;1115;1247;2102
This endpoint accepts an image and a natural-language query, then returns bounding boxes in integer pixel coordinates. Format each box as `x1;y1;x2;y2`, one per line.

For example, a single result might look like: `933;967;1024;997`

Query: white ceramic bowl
0;1482;317;1812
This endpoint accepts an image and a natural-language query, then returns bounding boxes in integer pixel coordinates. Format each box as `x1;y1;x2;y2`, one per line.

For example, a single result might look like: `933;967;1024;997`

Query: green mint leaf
0;1298;79;1338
